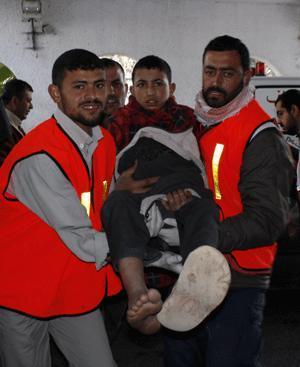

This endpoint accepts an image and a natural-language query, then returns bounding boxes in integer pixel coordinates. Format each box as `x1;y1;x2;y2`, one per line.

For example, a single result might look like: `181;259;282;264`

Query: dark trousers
101;189;220;263
163;288;266;367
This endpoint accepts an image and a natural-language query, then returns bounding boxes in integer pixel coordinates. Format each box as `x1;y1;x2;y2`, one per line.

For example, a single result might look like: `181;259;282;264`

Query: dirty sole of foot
157;245;231;332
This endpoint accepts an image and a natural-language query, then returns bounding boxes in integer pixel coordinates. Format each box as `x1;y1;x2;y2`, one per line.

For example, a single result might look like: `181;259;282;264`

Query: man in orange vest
0;49;123;367
162;35;294;366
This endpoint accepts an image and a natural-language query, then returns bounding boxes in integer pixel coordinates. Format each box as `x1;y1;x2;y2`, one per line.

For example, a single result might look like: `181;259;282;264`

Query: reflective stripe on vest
212;143;224;200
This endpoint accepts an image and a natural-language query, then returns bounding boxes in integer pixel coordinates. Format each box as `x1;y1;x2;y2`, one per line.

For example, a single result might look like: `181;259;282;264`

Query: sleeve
8;154;109;270
0;139;15;167
296;150;300;191
218;128;295;252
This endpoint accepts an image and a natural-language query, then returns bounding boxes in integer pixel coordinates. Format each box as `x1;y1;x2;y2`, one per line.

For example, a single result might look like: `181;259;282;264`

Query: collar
53;109;103;149
5;108;22;131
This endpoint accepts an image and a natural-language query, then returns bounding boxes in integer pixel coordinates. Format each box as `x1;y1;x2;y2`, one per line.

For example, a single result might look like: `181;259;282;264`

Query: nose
211;71;223;87
84;85;97;100
146;84;155;96
108;83;116;95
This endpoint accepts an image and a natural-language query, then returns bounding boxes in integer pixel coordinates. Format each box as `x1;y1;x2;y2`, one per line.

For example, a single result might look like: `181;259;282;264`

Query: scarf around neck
109;96;199;151
194;86;254;127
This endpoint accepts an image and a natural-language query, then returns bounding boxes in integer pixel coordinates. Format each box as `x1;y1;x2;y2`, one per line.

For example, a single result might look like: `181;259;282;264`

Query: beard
104;95;121;113
60;97;105;127
285;117;299;136
203;81;244;108
76;110;107;127
106;95;120;105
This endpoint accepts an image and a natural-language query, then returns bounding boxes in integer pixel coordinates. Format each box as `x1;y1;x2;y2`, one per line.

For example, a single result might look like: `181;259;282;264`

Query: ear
48;84;61;104
11;96;20;108
291;104;300;119
169;82;176;96
243;69;252;86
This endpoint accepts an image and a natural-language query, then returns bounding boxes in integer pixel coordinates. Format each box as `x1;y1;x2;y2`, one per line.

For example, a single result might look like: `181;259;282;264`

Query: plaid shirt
144;268;178;289
108;96;202;153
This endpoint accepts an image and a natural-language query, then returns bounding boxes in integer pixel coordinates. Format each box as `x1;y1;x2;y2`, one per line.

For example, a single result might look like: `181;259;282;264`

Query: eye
74;84;85;89
223;71;234;78
96;82;105;89
112;81;122;87
136;81;145;88
154;80;165;87
204;69;215;77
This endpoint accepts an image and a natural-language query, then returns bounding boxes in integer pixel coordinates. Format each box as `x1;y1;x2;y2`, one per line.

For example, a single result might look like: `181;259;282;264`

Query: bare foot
127;288;162;335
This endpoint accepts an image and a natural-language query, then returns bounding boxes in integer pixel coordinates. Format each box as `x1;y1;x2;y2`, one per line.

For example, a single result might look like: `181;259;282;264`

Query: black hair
132;55;172;83
52;49;105;86
100;58;125;78
1;79;33;105
203;35;250;71
275;89;300;112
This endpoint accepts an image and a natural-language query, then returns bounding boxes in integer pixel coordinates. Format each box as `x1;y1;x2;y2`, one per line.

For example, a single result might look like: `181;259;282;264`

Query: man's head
130;55;176;111
101;58;128;114
202;35;251;108
48;49;107;134
2;79;33;121
275;89;300;135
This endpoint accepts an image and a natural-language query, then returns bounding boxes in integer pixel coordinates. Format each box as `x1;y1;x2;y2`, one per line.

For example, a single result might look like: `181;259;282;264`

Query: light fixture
21;0;42;21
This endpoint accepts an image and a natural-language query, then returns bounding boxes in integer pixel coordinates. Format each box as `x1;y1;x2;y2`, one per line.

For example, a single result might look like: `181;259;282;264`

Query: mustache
106;96;119;103
79;99;103;107
206;87;227;96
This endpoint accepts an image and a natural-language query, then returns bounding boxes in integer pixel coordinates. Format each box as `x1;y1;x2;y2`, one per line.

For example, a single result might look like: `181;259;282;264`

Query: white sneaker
157;245;231;332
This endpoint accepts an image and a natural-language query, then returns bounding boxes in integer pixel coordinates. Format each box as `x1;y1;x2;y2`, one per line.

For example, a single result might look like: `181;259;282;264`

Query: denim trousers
163;288;266;367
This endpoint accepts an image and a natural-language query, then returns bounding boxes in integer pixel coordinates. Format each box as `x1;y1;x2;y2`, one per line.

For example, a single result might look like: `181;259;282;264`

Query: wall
0;0;300;130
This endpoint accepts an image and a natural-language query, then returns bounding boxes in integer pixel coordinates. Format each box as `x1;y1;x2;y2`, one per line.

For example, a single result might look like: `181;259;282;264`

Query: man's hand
162;189;193;211
115;160;159;193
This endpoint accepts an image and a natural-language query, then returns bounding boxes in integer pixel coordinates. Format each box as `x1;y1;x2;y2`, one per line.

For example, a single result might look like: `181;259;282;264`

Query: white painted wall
1;0;300;131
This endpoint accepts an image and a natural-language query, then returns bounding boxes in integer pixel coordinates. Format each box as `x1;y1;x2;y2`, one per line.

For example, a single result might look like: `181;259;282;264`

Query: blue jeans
163;288;266;367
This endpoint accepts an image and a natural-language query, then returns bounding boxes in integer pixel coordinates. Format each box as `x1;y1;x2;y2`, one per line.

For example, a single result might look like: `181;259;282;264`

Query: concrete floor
262;290;300;367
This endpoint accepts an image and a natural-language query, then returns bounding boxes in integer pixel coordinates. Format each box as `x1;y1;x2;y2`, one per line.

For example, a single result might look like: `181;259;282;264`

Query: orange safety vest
199;99;277;275
0;117;122;318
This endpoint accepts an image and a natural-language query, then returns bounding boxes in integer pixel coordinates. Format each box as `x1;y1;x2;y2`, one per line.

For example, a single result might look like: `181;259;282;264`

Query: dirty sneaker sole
157;245;231;332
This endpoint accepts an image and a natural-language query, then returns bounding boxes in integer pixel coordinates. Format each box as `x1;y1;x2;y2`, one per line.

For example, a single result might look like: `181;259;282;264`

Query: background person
275;89;300;196
275;89;300;237
0;79;33;166
101;58;128;123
